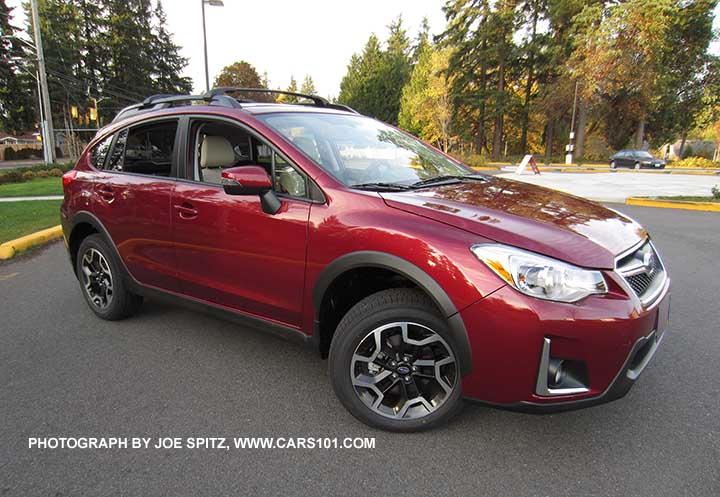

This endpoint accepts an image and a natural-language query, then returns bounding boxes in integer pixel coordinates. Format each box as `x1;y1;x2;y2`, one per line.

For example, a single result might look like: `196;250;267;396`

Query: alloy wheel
80;247;114;310
350;321;457;420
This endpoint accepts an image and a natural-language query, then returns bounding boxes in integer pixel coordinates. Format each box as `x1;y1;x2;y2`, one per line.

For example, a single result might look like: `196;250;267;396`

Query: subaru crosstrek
61;88;670;431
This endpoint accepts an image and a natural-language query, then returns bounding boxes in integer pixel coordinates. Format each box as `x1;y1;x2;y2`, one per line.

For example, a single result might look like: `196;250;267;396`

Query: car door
92;118;180;291
171;117;311;328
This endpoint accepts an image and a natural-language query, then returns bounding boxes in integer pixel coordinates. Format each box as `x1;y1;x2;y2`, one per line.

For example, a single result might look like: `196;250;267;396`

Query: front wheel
328;289;463;432
634;162;641;170
610;160;617;169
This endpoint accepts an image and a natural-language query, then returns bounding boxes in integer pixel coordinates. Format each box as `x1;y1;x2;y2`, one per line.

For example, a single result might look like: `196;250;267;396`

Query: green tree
0;0;36;132
300;75;316;95
151;0;192;94
338;17;412;124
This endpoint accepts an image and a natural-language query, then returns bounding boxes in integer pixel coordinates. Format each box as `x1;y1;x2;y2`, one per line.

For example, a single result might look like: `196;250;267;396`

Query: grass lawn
656;196;720;203
0;177;63;197
0;200;62;243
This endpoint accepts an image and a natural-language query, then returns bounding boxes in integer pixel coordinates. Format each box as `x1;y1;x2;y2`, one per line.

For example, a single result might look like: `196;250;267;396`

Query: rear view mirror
221;165;272;195
221;165;281;215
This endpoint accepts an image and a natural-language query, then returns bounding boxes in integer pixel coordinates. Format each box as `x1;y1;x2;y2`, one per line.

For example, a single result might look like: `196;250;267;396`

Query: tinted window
105;121;178;176
91;134;114;169
189;119;308;198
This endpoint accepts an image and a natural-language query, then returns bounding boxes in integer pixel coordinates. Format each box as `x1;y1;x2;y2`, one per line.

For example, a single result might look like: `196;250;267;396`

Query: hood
381;177;647;269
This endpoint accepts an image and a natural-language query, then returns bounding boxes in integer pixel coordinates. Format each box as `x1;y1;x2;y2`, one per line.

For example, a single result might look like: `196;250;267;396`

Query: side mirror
221;165;282;215
221;165;272;195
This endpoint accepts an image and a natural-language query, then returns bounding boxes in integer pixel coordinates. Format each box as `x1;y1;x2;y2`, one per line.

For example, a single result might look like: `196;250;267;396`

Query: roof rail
111;93;244;123
111;88;358;123
203;87;358;113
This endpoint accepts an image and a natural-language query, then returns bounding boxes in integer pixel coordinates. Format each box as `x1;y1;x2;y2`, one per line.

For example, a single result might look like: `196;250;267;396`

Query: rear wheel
76;234;142;320
329;288;463;432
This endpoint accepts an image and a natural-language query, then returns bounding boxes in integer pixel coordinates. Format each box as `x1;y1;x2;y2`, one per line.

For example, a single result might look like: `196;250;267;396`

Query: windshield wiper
410;174;488;188
351;182;413;192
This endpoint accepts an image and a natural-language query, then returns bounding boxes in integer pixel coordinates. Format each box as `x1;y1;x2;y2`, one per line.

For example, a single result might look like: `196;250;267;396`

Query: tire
328;288;463;432
634;162;641;170
610;161;617;169
76;234;143;320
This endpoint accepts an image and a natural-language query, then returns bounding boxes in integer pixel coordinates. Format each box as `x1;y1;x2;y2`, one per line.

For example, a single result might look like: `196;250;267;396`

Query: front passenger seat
200;135;235;184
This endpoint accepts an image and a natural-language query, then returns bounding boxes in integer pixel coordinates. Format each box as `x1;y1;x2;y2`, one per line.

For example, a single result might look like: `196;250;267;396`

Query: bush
48;168;63;177
671;157;720;169
681;144;694;159
35;169;49;178
0;170;25;184
712;185;720;200
4;147;16;160
22;170;36;181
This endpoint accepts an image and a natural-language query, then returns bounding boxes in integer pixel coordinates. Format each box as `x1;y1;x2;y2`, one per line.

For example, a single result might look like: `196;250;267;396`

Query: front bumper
459;275;670;412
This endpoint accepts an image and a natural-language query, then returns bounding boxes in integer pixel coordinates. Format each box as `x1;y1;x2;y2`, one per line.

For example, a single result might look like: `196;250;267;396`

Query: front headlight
471;244;607;303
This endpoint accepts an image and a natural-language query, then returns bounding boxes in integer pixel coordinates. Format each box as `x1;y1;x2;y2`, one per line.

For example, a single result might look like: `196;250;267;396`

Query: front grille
615;241;666;306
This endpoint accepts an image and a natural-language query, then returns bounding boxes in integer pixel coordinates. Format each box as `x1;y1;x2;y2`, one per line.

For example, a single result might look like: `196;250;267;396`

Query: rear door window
105;120;178;177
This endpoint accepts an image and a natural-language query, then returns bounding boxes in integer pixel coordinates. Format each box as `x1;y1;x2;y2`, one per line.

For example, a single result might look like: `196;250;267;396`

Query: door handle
98;186;115;202
174;203;198;219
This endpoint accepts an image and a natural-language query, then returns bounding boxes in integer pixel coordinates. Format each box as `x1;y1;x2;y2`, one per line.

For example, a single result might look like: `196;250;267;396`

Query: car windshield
257;112;472;187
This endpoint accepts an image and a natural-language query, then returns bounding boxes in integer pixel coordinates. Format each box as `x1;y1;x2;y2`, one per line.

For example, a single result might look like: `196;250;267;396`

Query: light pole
29;0;56;164
201;0;224;92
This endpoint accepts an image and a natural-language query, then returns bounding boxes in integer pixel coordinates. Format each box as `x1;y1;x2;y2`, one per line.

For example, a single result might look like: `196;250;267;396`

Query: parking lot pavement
497;171;718;202
1;205;718;497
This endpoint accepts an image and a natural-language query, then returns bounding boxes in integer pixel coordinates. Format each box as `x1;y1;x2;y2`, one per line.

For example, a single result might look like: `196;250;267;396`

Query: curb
626;197;720;212
0;225;63;260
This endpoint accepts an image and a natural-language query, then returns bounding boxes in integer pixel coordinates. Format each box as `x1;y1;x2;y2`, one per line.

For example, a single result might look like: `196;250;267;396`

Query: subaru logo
396;365;411;375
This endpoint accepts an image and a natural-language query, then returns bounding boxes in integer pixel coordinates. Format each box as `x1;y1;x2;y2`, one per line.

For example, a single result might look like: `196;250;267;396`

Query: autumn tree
399;45;454;151
214;60;263;88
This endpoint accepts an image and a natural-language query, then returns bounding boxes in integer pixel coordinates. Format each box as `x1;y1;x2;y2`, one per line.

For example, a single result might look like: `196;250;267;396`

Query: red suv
61;88;670;431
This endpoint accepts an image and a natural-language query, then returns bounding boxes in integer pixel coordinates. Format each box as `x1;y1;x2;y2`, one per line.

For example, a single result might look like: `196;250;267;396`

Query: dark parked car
609;150;666;169
61;88;671;431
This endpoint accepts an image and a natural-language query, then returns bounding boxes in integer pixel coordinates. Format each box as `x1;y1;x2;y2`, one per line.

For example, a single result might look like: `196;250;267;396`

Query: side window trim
181;114;324;203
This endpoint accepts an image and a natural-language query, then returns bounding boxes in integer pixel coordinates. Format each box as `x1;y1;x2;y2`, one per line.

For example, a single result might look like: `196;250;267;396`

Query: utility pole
30;0;55;163
565;80;579;165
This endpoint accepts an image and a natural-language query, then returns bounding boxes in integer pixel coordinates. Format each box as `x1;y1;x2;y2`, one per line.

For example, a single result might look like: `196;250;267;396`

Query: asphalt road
1;205;718;496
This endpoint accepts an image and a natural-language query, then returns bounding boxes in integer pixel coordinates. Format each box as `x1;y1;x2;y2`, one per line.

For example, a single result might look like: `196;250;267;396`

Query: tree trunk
474;38;488;155
678;132;687;159
635;116;645;149
519;4;539;156
575;100;589;160
492;56;505;161
544;119;554;165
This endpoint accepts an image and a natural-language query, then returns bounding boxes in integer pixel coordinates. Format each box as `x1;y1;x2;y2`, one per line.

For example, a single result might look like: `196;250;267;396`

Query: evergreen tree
0;0;35;132
151;0;192;95
338;18;412;125
284;76;299;102
300;75;316;95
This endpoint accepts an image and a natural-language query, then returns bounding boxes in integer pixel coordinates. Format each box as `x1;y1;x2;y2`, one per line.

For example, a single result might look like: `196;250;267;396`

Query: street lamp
201;0;224;92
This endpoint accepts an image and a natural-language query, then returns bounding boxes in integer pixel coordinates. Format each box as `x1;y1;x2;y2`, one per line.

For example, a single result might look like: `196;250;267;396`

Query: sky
6;0;720;99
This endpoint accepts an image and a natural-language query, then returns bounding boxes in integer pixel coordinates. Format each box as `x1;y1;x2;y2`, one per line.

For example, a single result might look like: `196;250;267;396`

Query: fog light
548;359;565;387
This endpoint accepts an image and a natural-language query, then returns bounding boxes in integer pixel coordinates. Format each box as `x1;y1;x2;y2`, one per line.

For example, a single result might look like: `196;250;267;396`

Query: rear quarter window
91;134;114;169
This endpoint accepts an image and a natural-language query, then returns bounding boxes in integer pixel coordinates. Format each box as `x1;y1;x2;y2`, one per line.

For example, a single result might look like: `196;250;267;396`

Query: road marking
0;272;20;281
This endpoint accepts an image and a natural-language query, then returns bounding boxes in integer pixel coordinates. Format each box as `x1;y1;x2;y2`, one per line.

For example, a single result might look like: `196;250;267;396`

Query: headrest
292;136;320;162
200;135;234;169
